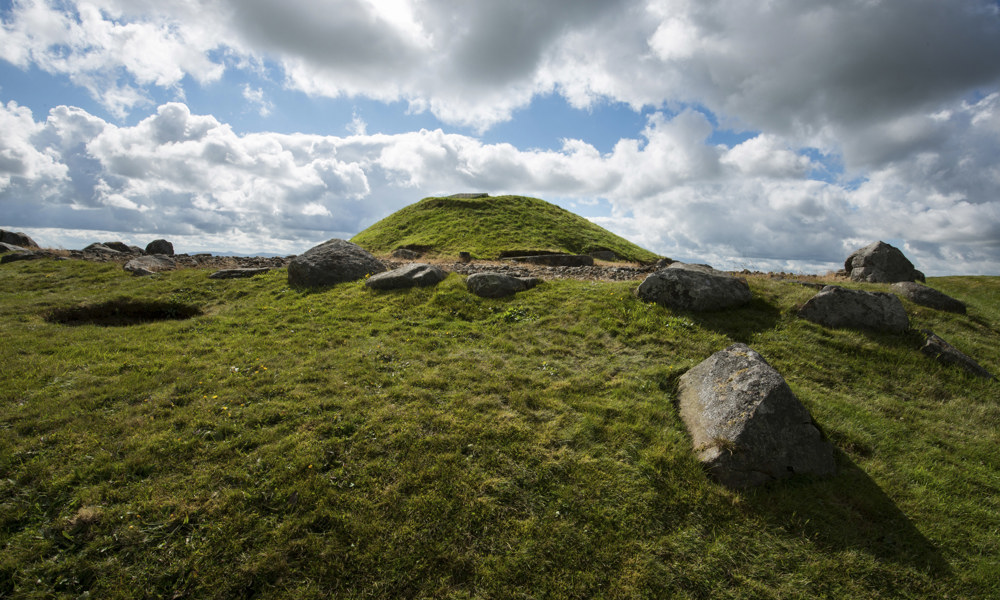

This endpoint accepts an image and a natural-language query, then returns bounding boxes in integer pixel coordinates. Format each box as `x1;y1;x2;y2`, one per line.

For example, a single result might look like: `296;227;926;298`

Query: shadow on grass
684;297;783;344
742;450;951;577
45;299;202;326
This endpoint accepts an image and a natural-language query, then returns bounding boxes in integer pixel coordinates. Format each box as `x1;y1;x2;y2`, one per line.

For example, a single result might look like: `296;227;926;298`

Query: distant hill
351;194;661;263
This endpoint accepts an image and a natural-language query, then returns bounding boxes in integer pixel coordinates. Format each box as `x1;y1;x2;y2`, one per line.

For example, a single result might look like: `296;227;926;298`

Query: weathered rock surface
208;267;272;279
678;344;836;488
511;254;595;267
891;282;966;314
124;255;176;276
466;272;542;298
287;239;386;287
0;242;28;253
103;241;135;254
635;262;752;311
391;248;421;260
366;263;447;290
0;230;39;249
83;243;121;254
920;331;994;379
145;239;175;255
1;250;49;264
798;285;909;333
589;250;618;262
845;241;925;283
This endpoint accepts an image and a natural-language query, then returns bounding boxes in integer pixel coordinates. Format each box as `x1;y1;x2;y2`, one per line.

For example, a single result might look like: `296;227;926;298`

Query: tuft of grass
1;258;998;599
350;194;662;262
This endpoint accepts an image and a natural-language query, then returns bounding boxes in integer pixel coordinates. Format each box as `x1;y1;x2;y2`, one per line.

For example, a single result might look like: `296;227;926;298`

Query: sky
1;0;999;275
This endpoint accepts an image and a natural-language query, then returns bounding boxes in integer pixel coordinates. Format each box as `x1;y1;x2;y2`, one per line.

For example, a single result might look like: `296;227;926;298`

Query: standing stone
466;272;542;298
635;263;752;311
146;239;175;255
798;285;909;333
365;263;447;290
0;230;39;249
845;241;925;283
891;282;966;314
677;344;836;488
287;239;386;287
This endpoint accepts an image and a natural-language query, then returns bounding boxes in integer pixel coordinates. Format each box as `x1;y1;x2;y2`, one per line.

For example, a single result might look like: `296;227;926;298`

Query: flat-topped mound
351;194;661;263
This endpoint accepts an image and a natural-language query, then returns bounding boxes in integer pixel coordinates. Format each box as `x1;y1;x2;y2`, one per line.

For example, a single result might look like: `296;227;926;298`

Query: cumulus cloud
2;100;998;274
2;1;1000;273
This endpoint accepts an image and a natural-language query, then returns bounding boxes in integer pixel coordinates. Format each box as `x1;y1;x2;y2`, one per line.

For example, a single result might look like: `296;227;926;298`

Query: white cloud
2;101;997;275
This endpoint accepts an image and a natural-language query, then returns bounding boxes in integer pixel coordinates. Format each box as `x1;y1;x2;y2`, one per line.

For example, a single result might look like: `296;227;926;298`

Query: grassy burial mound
1;258;999;598
350;194;661;262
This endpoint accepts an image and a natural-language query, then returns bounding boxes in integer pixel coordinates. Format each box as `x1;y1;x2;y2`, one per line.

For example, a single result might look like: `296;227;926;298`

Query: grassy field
1;258;998;599
350;195;662;263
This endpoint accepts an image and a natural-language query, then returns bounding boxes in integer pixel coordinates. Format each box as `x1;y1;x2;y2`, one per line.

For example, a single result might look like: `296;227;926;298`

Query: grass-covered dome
351;194;660;263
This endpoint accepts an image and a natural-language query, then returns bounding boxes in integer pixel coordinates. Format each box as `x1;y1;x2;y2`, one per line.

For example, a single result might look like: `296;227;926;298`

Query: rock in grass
635;262;751;311
1;250;48;264
0;230;39;249
124;255;176;276
209;267;272;279
466;272;542;298
366;263;447;290
288;239;386;288
920;331;994;379
677;344;836;488
845;241;925;283
891;282;966;314
798;285;909;333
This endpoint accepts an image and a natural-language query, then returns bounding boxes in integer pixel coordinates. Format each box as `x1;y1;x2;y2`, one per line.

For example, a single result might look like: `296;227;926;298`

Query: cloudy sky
2;0;999;274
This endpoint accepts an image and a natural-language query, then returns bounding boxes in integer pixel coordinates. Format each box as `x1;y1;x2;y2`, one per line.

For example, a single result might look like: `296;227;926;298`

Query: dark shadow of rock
682;297;782;344
741;450;951;576
45;299;202;326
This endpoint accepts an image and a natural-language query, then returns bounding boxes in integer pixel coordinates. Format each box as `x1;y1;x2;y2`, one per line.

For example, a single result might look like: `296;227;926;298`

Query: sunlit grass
1;259;997;598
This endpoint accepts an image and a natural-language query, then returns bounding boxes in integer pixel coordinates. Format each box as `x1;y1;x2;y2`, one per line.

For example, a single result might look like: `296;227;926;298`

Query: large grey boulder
366;263;447;290
635;263;752;311
124;255;176;276
0;230;39;249
287;239;386;287
845;241;925;283
891;282;966;314
798;285;909;333
145;239;174;255
678;344;836;488
466;272;542;298
920;331;994;379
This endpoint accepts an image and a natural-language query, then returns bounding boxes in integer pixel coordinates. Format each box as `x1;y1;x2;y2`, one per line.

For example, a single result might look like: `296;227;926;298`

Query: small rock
920;331;994;379
366;263;447;290
458;252;472;263
124;255;176;275
798;285;909;333
511;254;594;267
891;281;966;314
208;268;272;279
466;272;542;298
391;248;421;260
677;343;836;488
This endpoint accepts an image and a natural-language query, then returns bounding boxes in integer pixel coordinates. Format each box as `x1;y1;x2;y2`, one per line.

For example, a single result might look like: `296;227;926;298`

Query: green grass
350;195;662;262
1;259;998;599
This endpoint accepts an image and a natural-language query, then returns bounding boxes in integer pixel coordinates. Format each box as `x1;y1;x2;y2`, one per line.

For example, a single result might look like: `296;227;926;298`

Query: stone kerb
466;272;542;298
635;262;752;311
366;263;447;290
677;343;836;488
288;239;386;287
798;285;909;333
891;282;966;314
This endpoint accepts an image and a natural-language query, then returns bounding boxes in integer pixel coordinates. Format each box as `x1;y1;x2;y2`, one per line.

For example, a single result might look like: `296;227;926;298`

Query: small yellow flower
212;395;218;399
